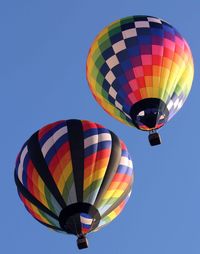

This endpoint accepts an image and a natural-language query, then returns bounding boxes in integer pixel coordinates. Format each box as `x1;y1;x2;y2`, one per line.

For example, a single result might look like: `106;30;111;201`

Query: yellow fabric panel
107;181;129;191
84;159;109;190
152;82;160;97
140;87;148;98
88;167;106;187
106;210;117;221
144;76;153;87
28;201;50;225
153;66;162;77
159;67;170;87
86;55;95;71
146;87;153;97
103;189;124;199
58;158;73;194
162;57;172;69
37;175;49;208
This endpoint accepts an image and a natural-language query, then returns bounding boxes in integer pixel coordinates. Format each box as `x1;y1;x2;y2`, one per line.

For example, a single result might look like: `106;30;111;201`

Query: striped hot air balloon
86;15;194;145
15;119;133;249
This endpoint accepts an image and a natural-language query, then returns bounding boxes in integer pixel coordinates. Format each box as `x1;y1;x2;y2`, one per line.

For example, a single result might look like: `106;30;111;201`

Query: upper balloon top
86;15;194;131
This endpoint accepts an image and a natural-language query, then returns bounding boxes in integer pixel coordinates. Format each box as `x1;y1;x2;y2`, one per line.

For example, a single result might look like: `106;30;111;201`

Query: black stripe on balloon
66;119;84;203
27;132;66;209
101;182;133;218
94;131;122;206
15;173;58;220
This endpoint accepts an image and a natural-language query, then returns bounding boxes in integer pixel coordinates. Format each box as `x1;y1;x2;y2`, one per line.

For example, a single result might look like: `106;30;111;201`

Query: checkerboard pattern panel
86;15;194;129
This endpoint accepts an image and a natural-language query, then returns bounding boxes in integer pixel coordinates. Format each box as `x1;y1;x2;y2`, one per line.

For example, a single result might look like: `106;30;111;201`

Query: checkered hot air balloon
14;119;133;249
86;15;194;146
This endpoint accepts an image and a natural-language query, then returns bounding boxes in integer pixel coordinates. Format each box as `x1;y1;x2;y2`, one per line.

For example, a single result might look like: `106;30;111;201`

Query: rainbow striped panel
15;119;133;235
86;15;194;130
94;191;131;232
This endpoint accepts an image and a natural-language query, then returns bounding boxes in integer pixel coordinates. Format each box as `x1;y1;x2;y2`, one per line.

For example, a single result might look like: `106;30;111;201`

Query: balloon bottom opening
59;203;101;235
130;98;169;130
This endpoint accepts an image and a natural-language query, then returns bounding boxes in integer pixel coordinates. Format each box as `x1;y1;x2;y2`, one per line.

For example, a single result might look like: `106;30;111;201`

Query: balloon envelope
86;15;194;131
15;120;133;245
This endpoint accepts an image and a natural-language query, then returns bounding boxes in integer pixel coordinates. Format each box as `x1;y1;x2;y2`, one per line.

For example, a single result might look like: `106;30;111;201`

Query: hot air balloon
86;15;194;146
14;119;133;249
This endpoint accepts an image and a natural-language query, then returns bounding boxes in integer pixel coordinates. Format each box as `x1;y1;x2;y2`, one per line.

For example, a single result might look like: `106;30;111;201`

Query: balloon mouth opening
59;203;101;235
130;98;169;131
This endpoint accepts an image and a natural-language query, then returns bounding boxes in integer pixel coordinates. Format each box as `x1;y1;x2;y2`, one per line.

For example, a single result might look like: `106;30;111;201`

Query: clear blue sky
1;0;200;253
